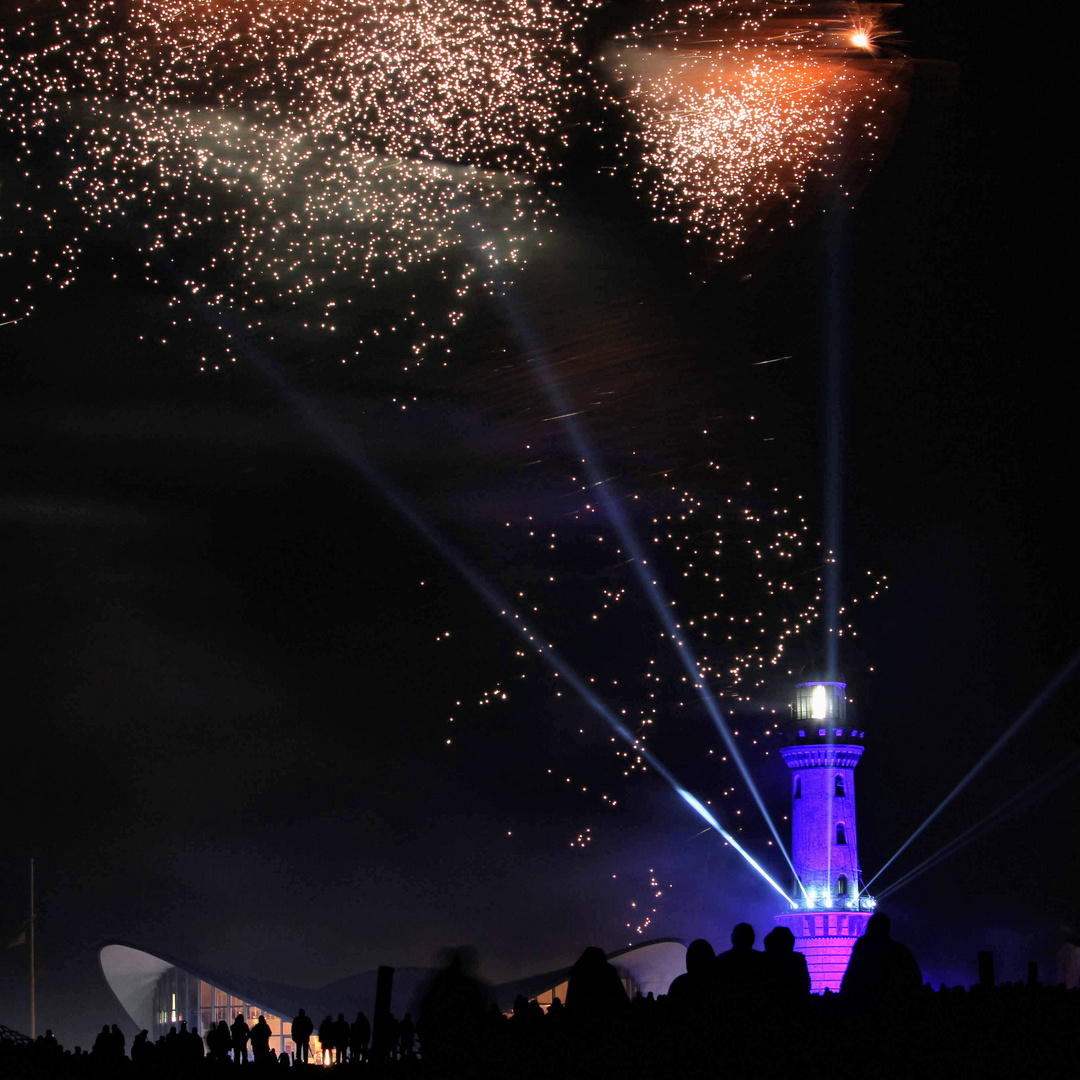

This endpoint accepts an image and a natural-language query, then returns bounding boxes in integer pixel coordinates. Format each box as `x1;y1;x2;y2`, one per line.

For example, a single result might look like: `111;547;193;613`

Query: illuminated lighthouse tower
773;679;876;992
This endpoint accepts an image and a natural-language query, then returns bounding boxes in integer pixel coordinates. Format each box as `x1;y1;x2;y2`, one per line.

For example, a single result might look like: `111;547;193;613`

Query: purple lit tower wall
774;680;877;992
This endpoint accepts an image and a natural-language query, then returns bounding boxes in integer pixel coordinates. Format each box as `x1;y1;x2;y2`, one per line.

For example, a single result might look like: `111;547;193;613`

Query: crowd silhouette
2;914;1076;1078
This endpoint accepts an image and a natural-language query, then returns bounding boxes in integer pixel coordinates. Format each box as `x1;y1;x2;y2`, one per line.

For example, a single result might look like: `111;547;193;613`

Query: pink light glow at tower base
774;910;871;992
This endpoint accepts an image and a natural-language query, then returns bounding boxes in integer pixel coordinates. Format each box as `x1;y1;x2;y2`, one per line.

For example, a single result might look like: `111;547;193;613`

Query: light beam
192;283;795;906
822;204;848;682
677;790;794;904
875;745;1080;900
863;648;1080;893
486;279;802;891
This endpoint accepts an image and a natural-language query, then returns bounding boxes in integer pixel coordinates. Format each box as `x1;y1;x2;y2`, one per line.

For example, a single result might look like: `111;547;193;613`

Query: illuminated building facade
100;939;687;1053
150;966;296;1056
101;945;314;1059
773;680;875;992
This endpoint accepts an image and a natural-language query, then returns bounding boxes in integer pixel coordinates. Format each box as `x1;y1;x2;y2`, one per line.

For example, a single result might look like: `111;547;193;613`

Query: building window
794;777;802;799
837;875;848;896
834;775;845;797
836;823;847;845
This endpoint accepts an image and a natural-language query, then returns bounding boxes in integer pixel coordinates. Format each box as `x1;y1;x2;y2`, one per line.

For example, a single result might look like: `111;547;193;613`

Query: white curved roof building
100;938;688;1057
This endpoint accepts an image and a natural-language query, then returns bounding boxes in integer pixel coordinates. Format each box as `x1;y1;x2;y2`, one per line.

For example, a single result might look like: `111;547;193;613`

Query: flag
6;926;27;948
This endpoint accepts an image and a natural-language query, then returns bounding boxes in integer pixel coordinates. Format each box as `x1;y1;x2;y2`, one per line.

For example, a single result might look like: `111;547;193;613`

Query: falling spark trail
182;280;792;902
863;648;1080;893
821;204;848;682
0;0;590;358
2;1;904;360
483;266;801;889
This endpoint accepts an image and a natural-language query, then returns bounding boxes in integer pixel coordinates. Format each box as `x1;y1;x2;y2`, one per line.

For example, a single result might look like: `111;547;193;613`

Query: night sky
2;0;1074;1047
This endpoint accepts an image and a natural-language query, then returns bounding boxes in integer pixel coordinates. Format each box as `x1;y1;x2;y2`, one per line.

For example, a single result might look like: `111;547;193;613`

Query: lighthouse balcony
788;890;876;912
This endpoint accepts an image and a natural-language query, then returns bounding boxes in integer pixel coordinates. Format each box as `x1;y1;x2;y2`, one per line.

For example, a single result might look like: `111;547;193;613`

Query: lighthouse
773;679;876;992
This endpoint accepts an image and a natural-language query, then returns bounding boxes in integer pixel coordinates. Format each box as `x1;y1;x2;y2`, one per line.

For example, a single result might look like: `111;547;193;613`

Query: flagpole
30;857;35;1040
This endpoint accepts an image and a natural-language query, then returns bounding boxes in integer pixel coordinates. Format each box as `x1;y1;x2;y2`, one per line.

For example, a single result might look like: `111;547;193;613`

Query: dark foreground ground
3;981;1077;1080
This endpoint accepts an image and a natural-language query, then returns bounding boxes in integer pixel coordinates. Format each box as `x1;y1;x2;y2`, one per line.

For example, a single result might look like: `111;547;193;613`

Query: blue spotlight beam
456;206;800;887
822;204;848;683
677;790;794;905
863;648;1080;893
539;357;803;889
191;292;792;906
876;745;1080;901
276;376;789;901
491;295;800;892
157;209;793;907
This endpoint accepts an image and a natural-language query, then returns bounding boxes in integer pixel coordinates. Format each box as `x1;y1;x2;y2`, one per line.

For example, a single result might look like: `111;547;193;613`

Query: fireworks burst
1;1;906;360
0;0;594;364
599;1;906;258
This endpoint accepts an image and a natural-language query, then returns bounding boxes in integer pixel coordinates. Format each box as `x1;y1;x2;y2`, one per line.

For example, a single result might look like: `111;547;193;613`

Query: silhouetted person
208;1021;232;1063
564;946;631;1076
667;938;718;1009
841;912;922;1005
92;1025;112;1059
349;1012;371;1064
714;922;766;1008
231;1014;250;1065
250;1016;272;1065
565;946;630;1022
290;1009;313;1065
131;1029;152;1067
763;925;811;1003
332;1014;349;1062
186;1022;205;1063
317;1017;335;1064
664;939;719;1076
418;946;490;1076
176;1022;191;1062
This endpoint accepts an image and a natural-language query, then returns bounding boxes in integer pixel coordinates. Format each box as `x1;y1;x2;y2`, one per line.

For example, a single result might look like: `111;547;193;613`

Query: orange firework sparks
600;2;906;259
843;4;901;55
1;0;904;363
0;0;595;366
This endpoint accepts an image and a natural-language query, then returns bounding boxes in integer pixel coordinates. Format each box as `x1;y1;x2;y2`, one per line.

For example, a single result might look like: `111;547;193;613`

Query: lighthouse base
774;911;872;993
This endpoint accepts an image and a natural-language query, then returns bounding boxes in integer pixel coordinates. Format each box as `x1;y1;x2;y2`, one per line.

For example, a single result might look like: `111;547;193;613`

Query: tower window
835;775;845;797
837;823;847;845
794;777;802;799
837;875;848;896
